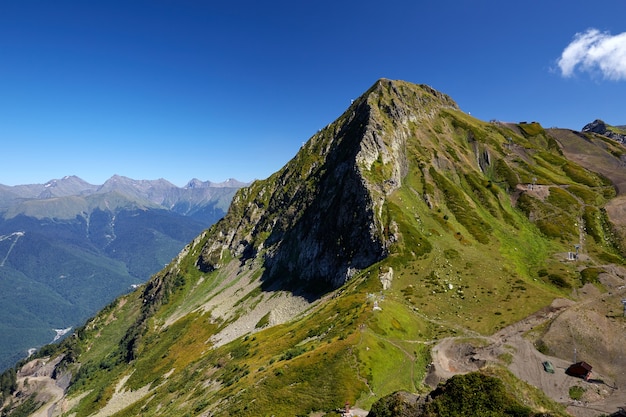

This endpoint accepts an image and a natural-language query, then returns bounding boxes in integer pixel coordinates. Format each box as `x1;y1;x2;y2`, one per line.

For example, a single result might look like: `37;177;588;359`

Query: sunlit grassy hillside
3;80;624;417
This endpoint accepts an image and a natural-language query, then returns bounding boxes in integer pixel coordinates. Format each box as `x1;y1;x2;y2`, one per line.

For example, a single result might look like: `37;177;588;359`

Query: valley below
0;176;243;371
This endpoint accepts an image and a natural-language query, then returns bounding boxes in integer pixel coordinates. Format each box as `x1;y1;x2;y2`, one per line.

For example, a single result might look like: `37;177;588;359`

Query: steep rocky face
582;119;626;143
197;79;458;291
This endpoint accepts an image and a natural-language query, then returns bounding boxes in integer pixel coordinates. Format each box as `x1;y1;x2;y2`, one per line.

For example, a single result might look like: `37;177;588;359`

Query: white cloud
557;28;626;80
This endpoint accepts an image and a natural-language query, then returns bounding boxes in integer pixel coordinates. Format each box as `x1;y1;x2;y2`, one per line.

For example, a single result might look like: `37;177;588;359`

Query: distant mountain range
0;175;247;222
0;175;246;370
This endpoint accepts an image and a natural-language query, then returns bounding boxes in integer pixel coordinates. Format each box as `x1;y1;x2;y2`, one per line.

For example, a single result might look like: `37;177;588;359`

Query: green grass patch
562;162;603;187
356;331;430;409
568;184;602;205
127;311;217;390
255;311;271;329
518;122;545;137
580;267;603;285
569;385;585;400
546;187;580;213
429;168;492;244
482;367;569;416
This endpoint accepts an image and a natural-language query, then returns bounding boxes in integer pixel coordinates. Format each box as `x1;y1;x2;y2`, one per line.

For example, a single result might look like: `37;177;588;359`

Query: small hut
566;361;592;380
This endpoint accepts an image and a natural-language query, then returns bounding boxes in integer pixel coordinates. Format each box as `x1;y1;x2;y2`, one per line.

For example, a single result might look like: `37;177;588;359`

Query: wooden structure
566;361;592;380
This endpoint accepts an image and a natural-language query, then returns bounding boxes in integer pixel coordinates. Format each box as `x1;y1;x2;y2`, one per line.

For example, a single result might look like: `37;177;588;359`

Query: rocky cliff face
582;119;626;143
196;79;458;291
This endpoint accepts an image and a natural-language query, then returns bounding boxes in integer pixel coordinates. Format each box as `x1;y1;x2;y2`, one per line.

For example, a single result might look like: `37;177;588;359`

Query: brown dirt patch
427;274;626;417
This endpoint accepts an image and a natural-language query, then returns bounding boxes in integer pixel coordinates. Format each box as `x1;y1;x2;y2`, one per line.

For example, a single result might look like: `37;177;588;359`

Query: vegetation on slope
2;80;625;417
369;371;567;417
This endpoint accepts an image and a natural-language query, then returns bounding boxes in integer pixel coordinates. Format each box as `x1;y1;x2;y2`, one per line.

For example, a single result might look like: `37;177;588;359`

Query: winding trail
428;293;624;417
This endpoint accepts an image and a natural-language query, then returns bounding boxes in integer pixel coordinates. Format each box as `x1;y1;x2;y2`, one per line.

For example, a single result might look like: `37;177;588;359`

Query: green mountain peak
3;79;626;417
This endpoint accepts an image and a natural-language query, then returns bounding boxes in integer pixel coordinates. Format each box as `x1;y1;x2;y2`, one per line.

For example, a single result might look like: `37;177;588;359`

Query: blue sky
2;0;626;186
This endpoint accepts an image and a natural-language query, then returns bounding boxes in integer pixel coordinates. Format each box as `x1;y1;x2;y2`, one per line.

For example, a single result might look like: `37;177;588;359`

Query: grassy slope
133;119;603;415
8;83;625;417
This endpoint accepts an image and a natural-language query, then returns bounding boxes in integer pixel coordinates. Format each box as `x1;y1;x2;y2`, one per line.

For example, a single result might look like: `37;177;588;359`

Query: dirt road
428;295;624;416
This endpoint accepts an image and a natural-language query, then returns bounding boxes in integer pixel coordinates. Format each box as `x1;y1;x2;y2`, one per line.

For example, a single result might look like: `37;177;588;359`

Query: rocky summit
582;119;626;144
2;79;626;417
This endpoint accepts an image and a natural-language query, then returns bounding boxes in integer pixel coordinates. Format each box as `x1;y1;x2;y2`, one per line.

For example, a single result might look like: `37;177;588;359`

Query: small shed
566;361;592;380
